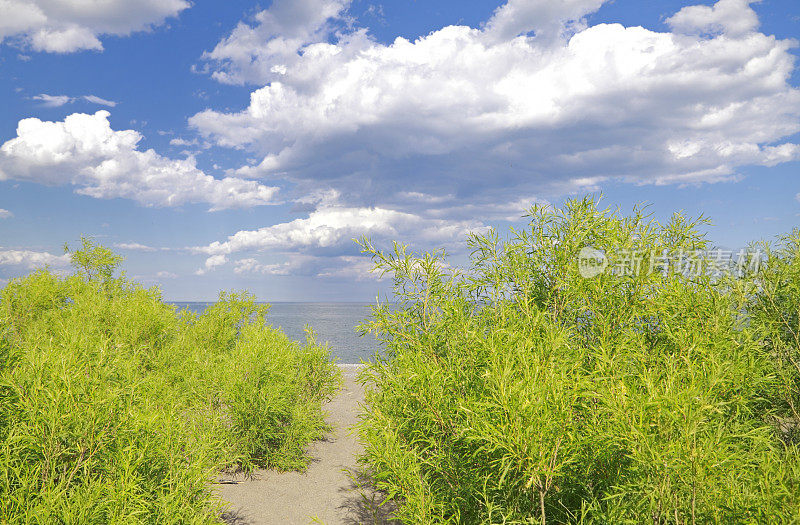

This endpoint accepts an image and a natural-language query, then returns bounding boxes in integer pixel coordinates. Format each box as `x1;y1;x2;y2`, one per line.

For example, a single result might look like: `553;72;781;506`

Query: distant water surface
169;302;380;364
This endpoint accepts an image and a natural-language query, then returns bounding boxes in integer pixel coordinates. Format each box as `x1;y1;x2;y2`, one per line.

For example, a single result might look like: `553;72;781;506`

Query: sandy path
216;365;396;525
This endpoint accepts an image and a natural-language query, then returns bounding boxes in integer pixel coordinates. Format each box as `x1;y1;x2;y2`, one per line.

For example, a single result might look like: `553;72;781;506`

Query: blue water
169;302;381;364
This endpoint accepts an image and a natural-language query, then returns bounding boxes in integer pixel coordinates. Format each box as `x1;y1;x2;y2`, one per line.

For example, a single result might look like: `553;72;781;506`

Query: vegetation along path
216;364;396;525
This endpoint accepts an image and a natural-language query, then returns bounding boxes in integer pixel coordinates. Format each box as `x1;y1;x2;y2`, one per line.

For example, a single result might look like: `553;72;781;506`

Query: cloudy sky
0;0;798;301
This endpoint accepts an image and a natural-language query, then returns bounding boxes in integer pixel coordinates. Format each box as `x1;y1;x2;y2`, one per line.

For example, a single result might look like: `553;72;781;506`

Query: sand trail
216;365;396;525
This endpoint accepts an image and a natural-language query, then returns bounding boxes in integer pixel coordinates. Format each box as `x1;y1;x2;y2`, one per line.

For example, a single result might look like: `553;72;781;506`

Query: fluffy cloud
482;0;605;42
0;209;12;219
315;255;385;281
234;256;313;276
193;203;486;275
193;0;800;213
0;111;279;211
666;0;760;37
234;254;383;281
1;0;190;53
195;205;486;257
196;254;228;275
0;249;69;269
201;0;352;85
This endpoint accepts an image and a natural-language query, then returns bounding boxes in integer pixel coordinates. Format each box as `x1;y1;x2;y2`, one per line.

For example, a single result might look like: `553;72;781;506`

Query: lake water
170;302;381;364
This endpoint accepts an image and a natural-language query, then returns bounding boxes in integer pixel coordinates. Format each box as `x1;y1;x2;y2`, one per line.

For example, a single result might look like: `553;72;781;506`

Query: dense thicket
358;198;800;524
0;239;340;523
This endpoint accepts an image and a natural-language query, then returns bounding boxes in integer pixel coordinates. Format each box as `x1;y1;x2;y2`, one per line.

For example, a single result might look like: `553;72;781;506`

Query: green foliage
745;229;800;441
0;250;340;523
65;236;125;282
357;197;800;524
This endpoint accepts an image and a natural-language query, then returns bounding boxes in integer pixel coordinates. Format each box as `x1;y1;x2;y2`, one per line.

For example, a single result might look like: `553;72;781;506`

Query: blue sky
0;0;798;301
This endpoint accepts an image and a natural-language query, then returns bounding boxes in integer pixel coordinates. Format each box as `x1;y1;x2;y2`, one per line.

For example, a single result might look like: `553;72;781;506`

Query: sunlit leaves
356;196;800;524
0;246;340;522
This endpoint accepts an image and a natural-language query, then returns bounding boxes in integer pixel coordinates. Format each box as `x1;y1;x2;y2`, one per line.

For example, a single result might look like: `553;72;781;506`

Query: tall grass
357;197;800;523
0;238;340;523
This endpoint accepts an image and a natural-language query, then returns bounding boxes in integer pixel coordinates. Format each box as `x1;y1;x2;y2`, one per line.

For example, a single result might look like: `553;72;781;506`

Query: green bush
357;198;800;524
0;238;340;523
745;229;800;443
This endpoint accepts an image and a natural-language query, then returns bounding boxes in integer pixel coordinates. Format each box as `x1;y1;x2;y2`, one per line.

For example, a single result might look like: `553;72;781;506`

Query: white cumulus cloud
482;0;605;43
0;111;280;211
193;203;487;275
195;205;486;257
0;249;69;269
192;0;800;213
0;0;190;53
666;0;760;37
315;255;385;281
233;254;383;281
234;256;312;276
201;0;352;85
196;254;228;275
0;209;12;219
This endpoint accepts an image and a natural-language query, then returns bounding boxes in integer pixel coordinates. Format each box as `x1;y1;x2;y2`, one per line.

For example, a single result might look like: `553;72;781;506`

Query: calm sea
169;302;381;364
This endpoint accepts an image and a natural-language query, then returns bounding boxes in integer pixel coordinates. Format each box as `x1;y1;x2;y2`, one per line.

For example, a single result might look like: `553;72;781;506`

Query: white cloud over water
192;203;487;276
193;0;800;213
195;205;486;257
234;256;313;276
0;111;280;211
0;0;190;53
233;254;383;281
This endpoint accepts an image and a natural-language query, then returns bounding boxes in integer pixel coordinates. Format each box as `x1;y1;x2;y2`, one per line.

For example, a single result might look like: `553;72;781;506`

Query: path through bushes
217;365;396;525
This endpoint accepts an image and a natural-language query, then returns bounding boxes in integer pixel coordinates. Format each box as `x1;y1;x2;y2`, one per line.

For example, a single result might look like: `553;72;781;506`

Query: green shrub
0;239;340;523
745;229;800;442
357;197;800;524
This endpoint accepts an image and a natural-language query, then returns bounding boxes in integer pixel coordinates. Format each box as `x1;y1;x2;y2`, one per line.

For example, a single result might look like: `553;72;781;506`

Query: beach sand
216;364;397;525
